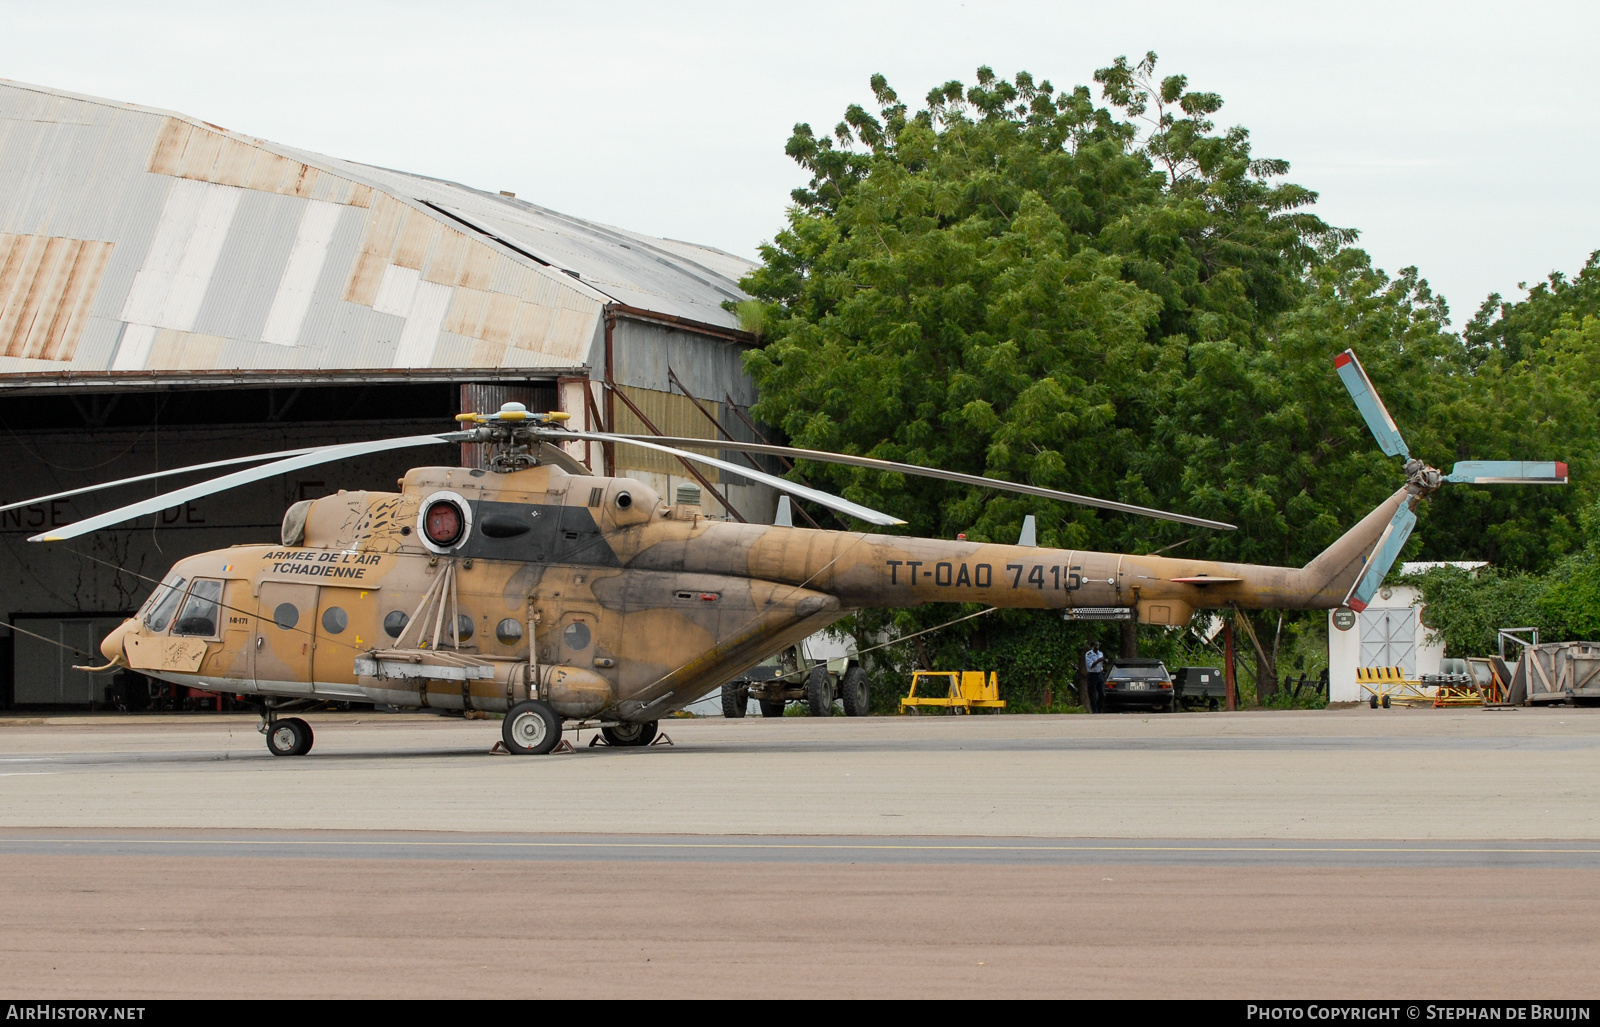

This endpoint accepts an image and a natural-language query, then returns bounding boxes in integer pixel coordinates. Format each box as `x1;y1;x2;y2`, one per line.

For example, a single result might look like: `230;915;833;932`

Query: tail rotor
1333;349;1568;611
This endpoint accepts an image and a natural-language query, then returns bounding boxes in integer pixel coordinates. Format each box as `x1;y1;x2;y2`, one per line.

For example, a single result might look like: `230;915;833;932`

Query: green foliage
742;56;1600;692
1466;250;1600;364
1406;566;1553;657
1406;503;1600;655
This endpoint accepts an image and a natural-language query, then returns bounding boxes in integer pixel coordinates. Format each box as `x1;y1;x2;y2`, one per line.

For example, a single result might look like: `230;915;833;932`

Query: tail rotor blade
30;432;468;542
1445;461;1568;485
1342;502;1418;612
1334;350;1410;460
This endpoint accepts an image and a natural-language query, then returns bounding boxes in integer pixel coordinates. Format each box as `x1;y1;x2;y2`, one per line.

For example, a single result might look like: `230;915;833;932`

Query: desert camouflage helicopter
15;349;1564;756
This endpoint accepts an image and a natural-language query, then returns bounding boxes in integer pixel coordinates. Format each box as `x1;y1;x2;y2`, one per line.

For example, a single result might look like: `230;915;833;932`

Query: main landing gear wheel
840;666;869;717
602;720;659;747
806;665;833;717
759;699;786;718
721;681;748;719
266;717;313;757
502;700;562;755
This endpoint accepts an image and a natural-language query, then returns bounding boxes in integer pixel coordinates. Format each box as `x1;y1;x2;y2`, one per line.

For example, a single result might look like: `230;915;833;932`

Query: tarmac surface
1;707;1597;998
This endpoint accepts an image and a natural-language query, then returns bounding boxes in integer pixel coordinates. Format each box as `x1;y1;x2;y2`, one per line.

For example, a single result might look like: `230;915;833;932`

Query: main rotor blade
0;446;325;515
540;430;906;527
1445;460;1569;485
593;434;1236;532
1342;502;1417;612
30;433;469;542
1334;349;1410;460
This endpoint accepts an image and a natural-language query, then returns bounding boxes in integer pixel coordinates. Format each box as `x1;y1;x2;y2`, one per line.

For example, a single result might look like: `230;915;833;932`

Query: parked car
1103;658;1176;712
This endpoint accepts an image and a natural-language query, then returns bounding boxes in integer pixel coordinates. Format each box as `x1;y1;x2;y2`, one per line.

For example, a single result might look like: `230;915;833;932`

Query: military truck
720;634;869;717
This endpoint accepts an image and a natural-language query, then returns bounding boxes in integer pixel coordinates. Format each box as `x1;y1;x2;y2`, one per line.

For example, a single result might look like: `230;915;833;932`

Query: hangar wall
0;77;780;707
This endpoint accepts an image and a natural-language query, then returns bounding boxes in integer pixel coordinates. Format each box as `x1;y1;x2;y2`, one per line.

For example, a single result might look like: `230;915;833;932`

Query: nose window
142;576;187;632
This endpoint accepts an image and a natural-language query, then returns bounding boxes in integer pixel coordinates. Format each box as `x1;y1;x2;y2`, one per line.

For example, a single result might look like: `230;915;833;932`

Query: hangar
0;77;772;708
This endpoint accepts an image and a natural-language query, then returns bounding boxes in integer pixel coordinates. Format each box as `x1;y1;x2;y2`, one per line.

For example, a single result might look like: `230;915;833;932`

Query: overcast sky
1;0;1595;325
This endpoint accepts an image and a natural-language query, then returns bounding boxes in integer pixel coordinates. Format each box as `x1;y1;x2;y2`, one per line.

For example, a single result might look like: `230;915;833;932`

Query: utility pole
1224;617;1237;712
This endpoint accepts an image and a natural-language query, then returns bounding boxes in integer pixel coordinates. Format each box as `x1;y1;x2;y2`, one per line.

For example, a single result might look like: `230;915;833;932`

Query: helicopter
13;349;1564;757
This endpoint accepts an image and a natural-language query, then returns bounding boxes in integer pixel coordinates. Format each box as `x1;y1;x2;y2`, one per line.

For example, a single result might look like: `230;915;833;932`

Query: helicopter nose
100;618;136;665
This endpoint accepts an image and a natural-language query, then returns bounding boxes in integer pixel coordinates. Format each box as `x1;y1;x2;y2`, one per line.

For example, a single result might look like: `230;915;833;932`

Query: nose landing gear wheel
266;717;313;756
601;720;659;747
502;700;562;755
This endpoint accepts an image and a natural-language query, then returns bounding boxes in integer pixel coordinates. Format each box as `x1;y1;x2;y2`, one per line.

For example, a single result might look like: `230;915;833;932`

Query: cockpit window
173;579;223;637
142;576;187;633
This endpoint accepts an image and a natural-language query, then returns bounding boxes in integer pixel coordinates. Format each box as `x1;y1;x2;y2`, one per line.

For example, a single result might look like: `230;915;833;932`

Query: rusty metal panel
389;208;436;271
422;226;470;287
610;385;720;481
0;78;748;385
0;232;113;362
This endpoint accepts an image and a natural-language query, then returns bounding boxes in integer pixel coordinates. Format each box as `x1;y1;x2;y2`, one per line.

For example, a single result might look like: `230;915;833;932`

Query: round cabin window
563;621;591;651
383;610;409;638
424;500;465;547
495;618;523;646
273;603;299;630
455;614;475;642
321;607;348;634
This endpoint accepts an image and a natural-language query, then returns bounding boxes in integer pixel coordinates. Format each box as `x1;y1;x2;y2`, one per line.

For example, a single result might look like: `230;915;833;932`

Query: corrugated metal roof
284;155;756;327
0;76;756;382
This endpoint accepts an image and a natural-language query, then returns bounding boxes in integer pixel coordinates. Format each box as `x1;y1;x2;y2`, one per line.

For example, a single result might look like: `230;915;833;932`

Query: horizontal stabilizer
1343;502;1418;612
1445;460;1568;485
1334;350;1410;460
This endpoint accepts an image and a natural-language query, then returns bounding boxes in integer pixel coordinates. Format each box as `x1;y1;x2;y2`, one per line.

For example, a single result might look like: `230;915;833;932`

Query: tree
739;57;1600;701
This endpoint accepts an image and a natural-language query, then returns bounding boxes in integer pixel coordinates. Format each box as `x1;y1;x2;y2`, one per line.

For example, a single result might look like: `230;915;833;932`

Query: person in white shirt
1084;643;1106;714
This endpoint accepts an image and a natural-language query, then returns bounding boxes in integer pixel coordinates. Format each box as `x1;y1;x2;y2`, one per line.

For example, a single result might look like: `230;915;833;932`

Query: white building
1327;561;1487;702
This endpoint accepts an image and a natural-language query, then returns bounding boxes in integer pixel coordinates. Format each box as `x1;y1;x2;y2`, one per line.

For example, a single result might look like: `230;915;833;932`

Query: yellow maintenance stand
900;671;1006;714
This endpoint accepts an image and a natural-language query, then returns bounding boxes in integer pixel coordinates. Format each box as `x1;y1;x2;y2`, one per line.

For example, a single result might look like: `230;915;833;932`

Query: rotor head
455;403;572;471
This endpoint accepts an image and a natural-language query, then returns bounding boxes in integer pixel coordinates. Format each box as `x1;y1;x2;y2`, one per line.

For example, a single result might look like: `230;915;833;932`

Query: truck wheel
602;720;658;747
721;681;748;719
840;666;869;717
806;666;833;717
759;699;786;718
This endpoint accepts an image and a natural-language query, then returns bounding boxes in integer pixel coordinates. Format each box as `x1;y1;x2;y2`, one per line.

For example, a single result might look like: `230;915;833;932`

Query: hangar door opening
11;616;126;704
0;377;556;708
